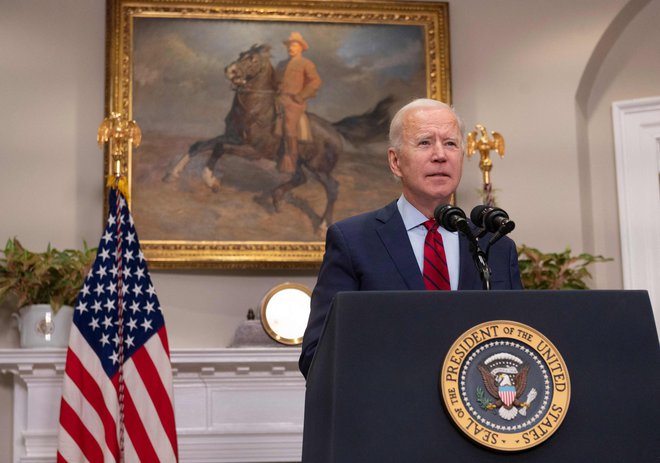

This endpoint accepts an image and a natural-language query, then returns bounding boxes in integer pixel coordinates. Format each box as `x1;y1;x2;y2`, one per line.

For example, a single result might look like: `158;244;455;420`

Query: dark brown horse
163;44;393;230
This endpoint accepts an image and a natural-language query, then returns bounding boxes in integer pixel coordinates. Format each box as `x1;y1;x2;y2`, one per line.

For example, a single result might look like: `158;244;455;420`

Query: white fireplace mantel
0;347;305;463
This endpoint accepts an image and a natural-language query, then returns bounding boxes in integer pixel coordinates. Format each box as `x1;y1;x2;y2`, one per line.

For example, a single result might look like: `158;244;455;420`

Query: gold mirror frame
260;282;312;346
105;0;451;269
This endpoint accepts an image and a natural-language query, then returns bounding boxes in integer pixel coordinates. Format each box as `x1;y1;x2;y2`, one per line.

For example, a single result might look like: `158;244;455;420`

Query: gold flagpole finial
98;112;141;199
466;124;505;206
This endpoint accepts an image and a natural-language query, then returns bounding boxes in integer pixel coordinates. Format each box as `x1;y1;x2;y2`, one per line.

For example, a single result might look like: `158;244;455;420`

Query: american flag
57;188;178;462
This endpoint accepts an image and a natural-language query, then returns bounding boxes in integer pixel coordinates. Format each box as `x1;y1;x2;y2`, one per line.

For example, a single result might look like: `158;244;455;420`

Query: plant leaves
517;244;612;290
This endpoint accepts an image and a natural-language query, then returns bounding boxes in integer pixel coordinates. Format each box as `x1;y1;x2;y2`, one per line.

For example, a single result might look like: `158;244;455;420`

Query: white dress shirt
396;195;460;290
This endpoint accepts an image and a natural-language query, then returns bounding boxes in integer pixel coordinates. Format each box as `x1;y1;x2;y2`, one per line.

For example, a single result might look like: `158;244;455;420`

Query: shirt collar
397;194;429;231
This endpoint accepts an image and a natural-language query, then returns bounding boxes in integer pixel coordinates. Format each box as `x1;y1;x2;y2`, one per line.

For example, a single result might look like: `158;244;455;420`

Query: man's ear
388;147;402;178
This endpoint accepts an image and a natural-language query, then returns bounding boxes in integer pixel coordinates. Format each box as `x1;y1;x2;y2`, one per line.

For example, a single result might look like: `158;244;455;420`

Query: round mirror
260;282;311;345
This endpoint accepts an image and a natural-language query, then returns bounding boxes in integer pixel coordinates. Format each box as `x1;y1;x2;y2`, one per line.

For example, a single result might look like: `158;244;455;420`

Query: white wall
2;1;660;462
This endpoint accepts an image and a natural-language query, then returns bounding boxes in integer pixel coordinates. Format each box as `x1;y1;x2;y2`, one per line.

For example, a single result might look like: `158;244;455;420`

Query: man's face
387;107;464;217
287;41;303;58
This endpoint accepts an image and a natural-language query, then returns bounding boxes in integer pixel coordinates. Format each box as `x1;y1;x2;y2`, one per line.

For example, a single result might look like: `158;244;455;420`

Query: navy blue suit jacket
299;200;523;378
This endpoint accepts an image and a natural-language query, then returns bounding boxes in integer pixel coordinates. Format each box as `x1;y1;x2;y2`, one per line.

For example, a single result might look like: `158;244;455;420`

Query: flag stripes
130;344;178;456
57;426;85;463
123;345;177;461
59;399;104;463
121;387;162;462
58;327;120;461
64;347;120;447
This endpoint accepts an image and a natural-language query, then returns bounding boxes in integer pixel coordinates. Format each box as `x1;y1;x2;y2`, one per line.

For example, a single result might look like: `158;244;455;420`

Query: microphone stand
455;222;491;291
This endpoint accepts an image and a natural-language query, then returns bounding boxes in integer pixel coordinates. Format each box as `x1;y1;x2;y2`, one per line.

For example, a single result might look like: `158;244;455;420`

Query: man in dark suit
299;99;522;378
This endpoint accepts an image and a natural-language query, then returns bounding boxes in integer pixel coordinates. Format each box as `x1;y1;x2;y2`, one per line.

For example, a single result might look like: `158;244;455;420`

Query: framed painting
105;0;451;268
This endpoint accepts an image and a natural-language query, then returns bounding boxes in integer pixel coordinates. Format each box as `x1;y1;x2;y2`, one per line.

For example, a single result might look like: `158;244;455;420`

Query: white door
612;96;660;338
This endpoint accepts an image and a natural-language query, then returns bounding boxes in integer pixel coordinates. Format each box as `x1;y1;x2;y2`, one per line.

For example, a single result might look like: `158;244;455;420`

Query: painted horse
163;44;393;230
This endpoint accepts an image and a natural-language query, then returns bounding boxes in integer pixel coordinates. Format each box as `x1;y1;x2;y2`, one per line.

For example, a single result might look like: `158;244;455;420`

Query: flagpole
98;113;141;462
114;185;126;463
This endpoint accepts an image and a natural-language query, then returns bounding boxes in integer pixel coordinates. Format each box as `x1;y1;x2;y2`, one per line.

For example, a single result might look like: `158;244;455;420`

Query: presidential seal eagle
478;352;537;420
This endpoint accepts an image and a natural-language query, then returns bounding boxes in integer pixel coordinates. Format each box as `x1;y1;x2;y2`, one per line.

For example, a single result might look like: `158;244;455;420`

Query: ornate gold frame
105;0;451;269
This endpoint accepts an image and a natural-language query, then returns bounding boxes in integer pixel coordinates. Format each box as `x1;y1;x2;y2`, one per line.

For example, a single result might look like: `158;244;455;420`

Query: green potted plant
0;238;96;347
517;244;612;289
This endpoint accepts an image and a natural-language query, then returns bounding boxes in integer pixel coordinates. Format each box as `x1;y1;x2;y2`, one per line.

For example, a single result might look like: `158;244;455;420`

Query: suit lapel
375;201;426;290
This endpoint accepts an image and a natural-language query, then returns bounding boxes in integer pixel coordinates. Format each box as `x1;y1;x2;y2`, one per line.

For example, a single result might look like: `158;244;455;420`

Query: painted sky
132;17;427;137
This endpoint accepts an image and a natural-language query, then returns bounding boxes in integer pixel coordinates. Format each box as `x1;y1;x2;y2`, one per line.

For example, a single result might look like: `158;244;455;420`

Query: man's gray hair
388;98;465;150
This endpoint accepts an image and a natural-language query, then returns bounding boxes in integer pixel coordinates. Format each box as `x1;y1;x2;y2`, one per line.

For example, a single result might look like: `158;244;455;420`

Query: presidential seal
440;320;570;451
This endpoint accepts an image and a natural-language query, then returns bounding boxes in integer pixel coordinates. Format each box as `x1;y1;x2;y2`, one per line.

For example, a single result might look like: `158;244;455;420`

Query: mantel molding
0;346;301;369
0;347;305;463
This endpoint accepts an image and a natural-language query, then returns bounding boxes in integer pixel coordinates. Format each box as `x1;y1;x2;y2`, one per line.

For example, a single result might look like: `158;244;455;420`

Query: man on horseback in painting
276;32;322;173
163;41;393;232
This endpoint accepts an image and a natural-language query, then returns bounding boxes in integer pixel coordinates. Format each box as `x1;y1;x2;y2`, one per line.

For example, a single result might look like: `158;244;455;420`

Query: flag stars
124;249;135;263
99;333;110;347
102;316;113;329
129;301;141;314
126;231;136;245
144;301;156;314
102;230;113;244
126;318;138;331
94;283;105;297
80;284;91;297
106;281;117;295
75;301;88;315
132;284;143;297
125;335;135;349
135;266;145;280
96;265;107;279
92;300;103;313
146;285;157;298
104;298;115;312
99;248;110;261
113;333;121;347
89;317;100;331
109;351;120;365
141;318;153;332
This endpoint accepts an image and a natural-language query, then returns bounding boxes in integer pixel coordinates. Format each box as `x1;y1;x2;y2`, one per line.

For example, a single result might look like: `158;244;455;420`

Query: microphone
435;204;492;290
434;204;470;234
470;205;515;236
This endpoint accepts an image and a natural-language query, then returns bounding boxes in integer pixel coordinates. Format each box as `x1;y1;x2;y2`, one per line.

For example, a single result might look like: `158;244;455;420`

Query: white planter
13;304;73;348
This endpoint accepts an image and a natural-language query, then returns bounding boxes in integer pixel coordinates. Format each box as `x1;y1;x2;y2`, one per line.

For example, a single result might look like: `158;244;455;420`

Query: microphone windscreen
434;204;466;232
470;205;489;226
433;204;452;225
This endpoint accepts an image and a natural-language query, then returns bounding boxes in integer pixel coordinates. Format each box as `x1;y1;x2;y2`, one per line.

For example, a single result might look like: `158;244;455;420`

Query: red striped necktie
423;219;451;290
